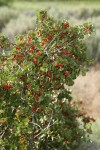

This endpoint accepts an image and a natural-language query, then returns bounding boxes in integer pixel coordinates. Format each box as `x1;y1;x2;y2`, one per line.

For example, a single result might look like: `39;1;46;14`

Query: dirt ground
71;64;100;119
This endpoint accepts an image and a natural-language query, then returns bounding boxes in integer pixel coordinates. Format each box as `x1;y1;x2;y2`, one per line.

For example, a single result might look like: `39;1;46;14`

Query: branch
33;109;57;139
34;120;58;139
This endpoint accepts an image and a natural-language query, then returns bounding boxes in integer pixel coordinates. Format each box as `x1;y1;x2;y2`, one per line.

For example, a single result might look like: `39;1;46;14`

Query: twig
33;109;57;139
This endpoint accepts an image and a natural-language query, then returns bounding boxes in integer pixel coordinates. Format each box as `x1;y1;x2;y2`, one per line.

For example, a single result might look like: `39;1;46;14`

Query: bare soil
71;64;100;119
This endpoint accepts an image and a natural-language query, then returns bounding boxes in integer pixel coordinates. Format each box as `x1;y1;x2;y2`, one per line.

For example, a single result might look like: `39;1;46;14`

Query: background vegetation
0;0;100;149
0;0;100;63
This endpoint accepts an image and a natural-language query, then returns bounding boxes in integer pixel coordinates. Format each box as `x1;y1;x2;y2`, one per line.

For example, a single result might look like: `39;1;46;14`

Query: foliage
0;0;13;6
0;11;95;150
1;5;99;63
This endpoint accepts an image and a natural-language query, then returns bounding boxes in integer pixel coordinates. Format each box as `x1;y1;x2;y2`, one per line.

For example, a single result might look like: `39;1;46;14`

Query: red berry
36;90;42;95
46;70;51;76
35;97;39;102
37;107;43;113
63;72;68;77
28;35;32;40
2;83;12;89
28;49;33;53
21;141;26;145
41;42;44;46
33;58;38;63
67;68;72;72
48;35;53;40
31;45;35;50
74;44;77;49
63;23;69;27
44;38;48;43
32;106;36;111
42;15;45;18
27;84;31;89
85;26;89;33
60;101;65;106
20;135;24;139
30;91;34;96
52;98;57;102
16;46;21;50
0;45;4;48
36;51;41;56
1;39;4;42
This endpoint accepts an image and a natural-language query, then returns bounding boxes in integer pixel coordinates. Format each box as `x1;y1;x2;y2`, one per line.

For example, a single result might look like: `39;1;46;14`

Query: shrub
0;0;13;6
0;11;95;150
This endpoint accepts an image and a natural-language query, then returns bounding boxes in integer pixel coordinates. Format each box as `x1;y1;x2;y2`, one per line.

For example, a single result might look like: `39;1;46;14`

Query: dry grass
71;64;100;119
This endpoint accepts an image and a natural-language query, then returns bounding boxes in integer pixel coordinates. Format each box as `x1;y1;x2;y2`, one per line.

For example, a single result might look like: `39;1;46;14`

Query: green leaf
82;67;87;76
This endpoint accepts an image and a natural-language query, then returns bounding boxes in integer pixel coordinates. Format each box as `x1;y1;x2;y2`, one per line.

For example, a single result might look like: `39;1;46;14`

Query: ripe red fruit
20;135;24;139
1;39;4;42
30;91;34;95
19;35;23;40
48;35;53;40
28;49;33;53
46;70;51;76
62;51;66;55
44;38;48;43
35;97;39;102
74;44;77;49
2;83;12;89
22;41;26;46
28;35;32;40
41;42;44;47
33;58;38;63
54;62;63;68
59;64;64;68
62;51;72;55
36;90;42;95
85;26;89;32
36;51;41;56
55;63;59;67
16;46;21;50
14;54;24;60
52;97;57;102
8;44;10;48
27;84;31;89
63;72;68;77
0;45;4;48
37;107;43;113
63;23;69;27
31;45;35;50
66;51;72;55
60;101;65;106
67;68;72;72
42;15;45;18
32;106;37;111
21;141;26;145
56;45;62;49
62;111;69;117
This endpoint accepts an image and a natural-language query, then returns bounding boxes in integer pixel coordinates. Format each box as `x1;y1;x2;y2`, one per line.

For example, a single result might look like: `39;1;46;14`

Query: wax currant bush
0;11;95;150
